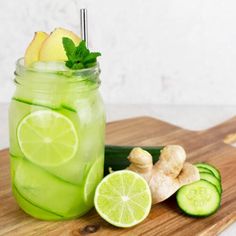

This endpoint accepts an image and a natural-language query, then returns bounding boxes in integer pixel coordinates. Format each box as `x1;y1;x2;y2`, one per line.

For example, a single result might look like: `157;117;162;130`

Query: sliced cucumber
199;173;222;194
13;184;63;220
104;145;163;175
176;180;221;217
14;158;85;217
12;97;60;110
195;163;221;180
197;166;214;175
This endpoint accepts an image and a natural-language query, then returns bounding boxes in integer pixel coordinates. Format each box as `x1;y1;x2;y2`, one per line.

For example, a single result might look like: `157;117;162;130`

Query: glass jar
9;59;105;220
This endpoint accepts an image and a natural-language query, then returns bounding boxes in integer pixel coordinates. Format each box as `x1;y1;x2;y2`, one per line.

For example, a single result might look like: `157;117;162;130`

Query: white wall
1;0;236;105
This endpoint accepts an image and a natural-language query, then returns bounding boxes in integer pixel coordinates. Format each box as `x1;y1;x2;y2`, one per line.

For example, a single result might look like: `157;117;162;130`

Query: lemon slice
94;170;151;228
17;110;78;167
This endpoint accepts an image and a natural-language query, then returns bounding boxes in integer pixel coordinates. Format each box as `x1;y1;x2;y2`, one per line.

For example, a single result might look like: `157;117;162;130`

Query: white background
1;0;236;104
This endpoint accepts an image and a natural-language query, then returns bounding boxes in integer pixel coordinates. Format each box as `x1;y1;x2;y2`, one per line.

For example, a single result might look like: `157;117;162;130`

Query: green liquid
9;69;105;220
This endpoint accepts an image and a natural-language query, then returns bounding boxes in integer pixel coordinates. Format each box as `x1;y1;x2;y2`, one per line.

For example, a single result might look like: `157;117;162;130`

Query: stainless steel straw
80;8;88;46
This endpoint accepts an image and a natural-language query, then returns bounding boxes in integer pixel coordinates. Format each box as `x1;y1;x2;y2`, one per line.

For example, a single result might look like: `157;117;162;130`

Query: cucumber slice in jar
14;158;85;218
12;184;63;220
176;180;221;217
195;163;221;181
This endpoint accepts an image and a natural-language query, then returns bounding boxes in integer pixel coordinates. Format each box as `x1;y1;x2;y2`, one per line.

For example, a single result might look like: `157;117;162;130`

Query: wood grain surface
0;116;236;236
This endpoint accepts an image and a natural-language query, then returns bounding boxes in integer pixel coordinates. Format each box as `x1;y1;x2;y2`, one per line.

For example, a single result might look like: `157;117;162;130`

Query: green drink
9;58;105;220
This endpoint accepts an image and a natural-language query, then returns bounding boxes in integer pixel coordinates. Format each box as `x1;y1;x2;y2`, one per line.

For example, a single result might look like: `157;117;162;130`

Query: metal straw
80;8;88;46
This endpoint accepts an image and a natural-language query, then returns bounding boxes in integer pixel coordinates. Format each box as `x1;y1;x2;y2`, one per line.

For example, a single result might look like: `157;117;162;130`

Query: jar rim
14;58;101;92
16;58;100;76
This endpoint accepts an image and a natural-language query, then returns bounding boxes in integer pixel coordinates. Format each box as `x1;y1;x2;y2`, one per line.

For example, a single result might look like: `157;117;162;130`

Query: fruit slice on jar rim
17;110;78;167
94;170;152;228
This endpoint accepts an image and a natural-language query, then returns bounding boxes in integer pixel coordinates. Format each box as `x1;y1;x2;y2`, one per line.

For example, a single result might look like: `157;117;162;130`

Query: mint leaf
65;60;74;68
62;37;76;62
75;41;90;61
83;52;101;64
72;63;84;70
62;37;101;70
84;62;97;68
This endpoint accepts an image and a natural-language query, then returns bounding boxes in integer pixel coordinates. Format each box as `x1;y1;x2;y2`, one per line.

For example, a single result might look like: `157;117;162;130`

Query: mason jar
9;58;105;220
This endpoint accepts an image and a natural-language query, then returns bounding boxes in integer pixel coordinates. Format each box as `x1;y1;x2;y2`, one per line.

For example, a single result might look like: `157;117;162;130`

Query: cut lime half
17;110;78;167
94;170;151;228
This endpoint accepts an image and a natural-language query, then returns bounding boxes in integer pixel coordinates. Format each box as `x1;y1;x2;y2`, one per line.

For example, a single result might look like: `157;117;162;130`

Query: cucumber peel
104;145;163;175
197;166;214;175
199;172;222;194
195;163;221;180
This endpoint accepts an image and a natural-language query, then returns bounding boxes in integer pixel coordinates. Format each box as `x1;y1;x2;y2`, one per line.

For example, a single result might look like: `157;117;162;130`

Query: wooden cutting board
0;116;236;236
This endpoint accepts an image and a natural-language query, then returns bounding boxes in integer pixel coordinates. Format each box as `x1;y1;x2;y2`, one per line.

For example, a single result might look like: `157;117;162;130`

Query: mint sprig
62;37;101;70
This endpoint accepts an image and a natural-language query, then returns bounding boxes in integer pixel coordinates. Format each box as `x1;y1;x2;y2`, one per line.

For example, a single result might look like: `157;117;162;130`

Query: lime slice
94;170;152;228
84;159;104;203
17;110;78;167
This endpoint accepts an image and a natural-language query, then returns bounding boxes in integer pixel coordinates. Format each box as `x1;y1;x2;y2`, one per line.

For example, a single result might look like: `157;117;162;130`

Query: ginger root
127;145;200;204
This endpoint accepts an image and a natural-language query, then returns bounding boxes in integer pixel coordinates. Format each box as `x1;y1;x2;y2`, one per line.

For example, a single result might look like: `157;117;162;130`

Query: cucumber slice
199;173;222;194
13;184;63;220
176;180;221;217
197;166;214;175
14;158;86;218
12;97;59;110
195;163;221;180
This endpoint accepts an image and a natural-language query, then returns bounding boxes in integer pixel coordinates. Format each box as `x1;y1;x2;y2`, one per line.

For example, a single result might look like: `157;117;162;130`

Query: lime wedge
17;110;78;167
94;170;151;228
84;159;104;204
